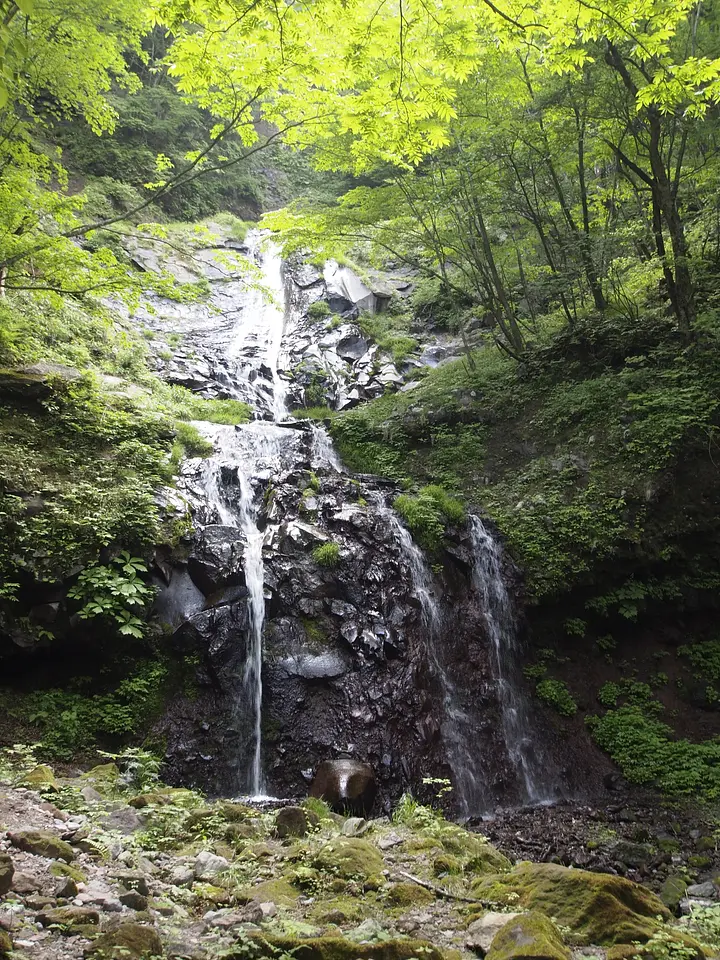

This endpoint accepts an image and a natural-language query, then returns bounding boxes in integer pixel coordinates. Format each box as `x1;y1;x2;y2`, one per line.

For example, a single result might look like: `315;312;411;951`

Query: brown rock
309;760;377;816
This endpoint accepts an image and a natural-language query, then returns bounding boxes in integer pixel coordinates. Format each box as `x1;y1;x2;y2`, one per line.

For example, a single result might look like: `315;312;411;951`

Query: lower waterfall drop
469;514;548;805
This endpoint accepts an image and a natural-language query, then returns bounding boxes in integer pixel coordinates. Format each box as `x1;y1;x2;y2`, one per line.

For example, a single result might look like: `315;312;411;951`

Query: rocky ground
0;757;718;960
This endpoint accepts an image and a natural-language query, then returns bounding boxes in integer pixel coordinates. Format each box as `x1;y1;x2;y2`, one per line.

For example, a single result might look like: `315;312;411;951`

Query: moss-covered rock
486;912;570;960
660;876;688;913
473;862;668;945
314;838;385;881
0;930;12;957
50;862;86;882
222;935;445;960
36;906;100;932
85;922;163;959
433;853;462;876
386;881;435;906
238;878;301;905
8;830;74;862
0;855;13;896
21;764;58;789
220;802;255;822
82;762;120;785
275;805;318;838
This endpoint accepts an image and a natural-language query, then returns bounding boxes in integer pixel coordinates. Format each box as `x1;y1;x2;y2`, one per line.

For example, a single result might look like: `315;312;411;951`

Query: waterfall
190;231;297;796
469;515;547;805
310;423;343;472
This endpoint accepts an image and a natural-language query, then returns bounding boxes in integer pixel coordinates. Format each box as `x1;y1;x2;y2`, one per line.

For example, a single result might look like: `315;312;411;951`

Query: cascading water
189;231;299;796
469;514;548;805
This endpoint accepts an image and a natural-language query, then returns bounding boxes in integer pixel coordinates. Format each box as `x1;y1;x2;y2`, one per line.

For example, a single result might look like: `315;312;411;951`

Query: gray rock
101;807;146;835
275;806;314;839
687;881;717;899
194;851;229;881
466;912;521;955
336;334;370;362
342;817;370;837
0;857;13;897
119;889;149;911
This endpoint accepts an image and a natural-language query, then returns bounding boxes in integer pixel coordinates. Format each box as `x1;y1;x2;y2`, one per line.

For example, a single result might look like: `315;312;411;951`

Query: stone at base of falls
485;912;570;960
473;862;669;945
466;912;522;955
84;922;163;960
8;830;74;862
187;525;247;596
194;851;229;881
274;805;319;838
309;760;377;816
221;935;445;960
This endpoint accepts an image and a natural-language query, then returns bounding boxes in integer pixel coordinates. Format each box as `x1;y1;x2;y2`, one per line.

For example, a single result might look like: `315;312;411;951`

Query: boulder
485;912;570;960
0;857;13;897
336;334;370;362
473;862;668;945
20;764;58;790
194;851;229;881
187;525;246;596
36;906;100;932
275;806;317;839
8;830;74;862
310;760;377;816
314;838;384;881
661;876;688;913
239;934;444;960
84;922;163;959
467;912;521;955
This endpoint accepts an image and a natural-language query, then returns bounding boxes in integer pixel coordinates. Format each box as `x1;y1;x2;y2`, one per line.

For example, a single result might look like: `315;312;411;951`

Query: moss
9;830;74;862
386;882;435;906
660;876;687;912
20;764;58;789
85;922;163;959
433;853;462;876
220;801;255;822
36;906;100;932
314;838;385;880
50;862;87;883
473;862;668;945
0;930;11;957
83;762;120;784
238;878;302;905
486;912;570;960
224;934;446;960
309;896;365;923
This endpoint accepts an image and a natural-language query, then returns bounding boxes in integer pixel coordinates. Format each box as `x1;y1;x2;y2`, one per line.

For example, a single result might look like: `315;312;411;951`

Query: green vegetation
308;300;332;320
312;542;341;568
67;552;154;639
535;679;578;717
393;485;465;551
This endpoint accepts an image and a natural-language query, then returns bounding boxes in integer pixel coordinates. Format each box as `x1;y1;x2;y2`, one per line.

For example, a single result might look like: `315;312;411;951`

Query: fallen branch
394;870;494;906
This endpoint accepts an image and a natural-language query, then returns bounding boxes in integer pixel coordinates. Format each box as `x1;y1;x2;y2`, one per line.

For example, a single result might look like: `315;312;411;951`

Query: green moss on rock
0;930;11;957
486;912;570;960
0;855;13;896
314;838;385;880
224;934;445;960
50;862;86;882
386;881;435;906
8;830;74;862
84;922;162;959
21;764;58;789
37;906;100;932
238;878;302;905
473;862;668;945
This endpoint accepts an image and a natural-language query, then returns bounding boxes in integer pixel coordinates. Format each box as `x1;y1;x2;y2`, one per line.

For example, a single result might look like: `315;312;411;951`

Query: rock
56;876;79;898
660;876;688;912
0;369;52;400
260;901;277;918
50;862;86;883
377;832;404;851
36;906;100;931
686;881;717;899
114;871;150;896
342;817;370;837
194;851;229;881
80;786;103;802
0;856;13;896
20;765;58;790
473;862;668;945
336;334;370;362
314;838;384;881
386;882;434;907
120;889;149;910
8;830;74;862
187;525;246;596
348;918;388;942
246;934;444;960
169;865;195;887
206;903;264;928
0;931;11;958
275;806;317;839
485;912;570;960
310;760;377;816
84;922;163;959
102;807;147;834
466;912;521;955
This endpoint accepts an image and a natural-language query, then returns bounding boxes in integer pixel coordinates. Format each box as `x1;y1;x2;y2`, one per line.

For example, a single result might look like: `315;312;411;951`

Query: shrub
394;484;465;550
174;422;214;458
312;542;340;567
67;552;154;639
535;679;578;716
308;299;332;320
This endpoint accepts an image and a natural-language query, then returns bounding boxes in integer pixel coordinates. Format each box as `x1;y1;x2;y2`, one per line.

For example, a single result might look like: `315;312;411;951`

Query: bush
174;422;214;458
308;299;332;320
535;679;578;716
312;542;340;567
394;484;465;550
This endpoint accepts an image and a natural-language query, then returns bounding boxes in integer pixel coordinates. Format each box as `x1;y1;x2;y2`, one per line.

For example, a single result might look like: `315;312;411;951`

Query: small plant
99;747;161;792
67;552;154;638
536;678;578;716
312;542;340;567
174;422;214;458
308;299;332;320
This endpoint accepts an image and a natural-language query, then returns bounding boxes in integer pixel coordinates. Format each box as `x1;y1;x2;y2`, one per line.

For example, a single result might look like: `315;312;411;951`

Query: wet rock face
310;760;377;816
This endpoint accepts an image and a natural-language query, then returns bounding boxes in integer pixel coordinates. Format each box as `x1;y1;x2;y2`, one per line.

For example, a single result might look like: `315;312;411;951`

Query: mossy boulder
473;862;668;945
82;762;120;786
486;912;570;960
238;878;301;905
21;764;58;790
314;838;385;881
8;830;74;862
660;876;688;913
37;906;100;932
223;935;445;960
0;930;11;957
220;801;255;822
50;862;86;882
386;881;435;906
84;922;163;959
433;853;462;876
0;855;13;896
275;805;318;838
